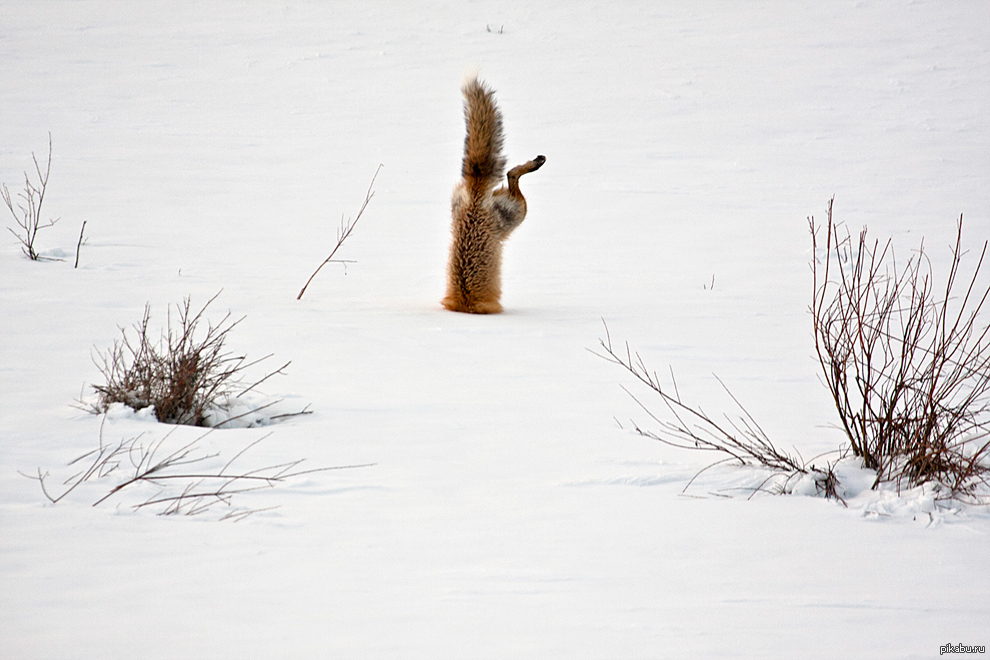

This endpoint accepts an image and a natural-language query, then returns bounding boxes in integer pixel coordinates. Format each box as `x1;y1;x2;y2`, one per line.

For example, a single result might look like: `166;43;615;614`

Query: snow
2;1;989;658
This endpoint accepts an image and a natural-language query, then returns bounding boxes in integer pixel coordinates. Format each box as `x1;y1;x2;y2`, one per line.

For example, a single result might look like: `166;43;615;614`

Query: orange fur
442;78;545;314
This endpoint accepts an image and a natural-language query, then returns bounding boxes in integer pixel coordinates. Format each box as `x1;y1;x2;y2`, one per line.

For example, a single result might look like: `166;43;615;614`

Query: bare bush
24;419;372;519
91;293;299;427
594;322;842;501
811;199;990;501
3;134;59;260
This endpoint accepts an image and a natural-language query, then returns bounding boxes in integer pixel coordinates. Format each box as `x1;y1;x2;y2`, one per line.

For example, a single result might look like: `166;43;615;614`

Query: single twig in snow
297;164;383;300
268;405;314;421
74;220;87;268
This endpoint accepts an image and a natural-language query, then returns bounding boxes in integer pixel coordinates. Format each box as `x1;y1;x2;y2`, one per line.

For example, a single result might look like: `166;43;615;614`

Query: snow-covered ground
2;1;989;658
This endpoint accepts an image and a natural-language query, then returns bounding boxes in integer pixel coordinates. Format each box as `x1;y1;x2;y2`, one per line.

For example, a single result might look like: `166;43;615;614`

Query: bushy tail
461;77;506;191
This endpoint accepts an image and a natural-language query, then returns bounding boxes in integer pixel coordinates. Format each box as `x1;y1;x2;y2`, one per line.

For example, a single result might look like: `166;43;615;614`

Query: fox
441;77;545;314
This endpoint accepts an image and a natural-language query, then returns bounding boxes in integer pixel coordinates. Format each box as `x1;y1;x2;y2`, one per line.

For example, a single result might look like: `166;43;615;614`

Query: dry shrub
3;134;59;260
92;293;289;427
25;420;372;519
811;199;990;501
595;323;842;501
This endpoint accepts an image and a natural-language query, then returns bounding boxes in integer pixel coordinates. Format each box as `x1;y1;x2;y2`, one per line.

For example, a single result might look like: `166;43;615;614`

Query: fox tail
460;77;507;193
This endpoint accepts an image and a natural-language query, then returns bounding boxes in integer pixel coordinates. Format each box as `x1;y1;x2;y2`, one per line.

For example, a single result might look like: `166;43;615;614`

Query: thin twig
74;220;87;268
26;423;376;516
3;134;59;260
297;164;383;300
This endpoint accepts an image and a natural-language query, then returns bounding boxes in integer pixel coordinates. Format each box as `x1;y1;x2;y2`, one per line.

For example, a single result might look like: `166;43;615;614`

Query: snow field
2;1;989;658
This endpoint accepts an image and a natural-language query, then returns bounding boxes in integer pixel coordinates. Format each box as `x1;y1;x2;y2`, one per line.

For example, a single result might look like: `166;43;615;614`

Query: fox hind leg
507;155;546;181
491;154;546;237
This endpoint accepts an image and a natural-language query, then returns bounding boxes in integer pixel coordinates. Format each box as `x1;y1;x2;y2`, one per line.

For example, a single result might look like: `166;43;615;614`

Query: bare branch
24;423;376;517
74;220;87;268
3;134;59;261
297;164;383;300
593;321;842;500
